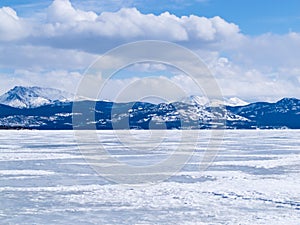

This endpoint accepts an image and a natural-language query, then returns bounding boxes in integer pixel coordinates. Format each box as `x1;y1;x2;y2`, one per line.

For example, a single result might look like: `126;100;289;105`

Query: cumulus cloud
0;1;244;52
45;0;239;42
0;7;29;41
206;54;300;101
47;0;97;23
18;0;241;52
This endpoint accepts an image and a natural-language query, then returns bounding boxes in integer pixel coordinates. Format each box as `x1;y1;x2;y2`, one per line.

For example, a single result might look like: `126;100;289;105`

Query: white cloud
0;69;82;95
231;32;300;69
78;75;192;102
2;62;300;103
99;76;185;102
0;7;29;41
0;73;18;96
41;7;191;44
206;54;300;101
129;63;168;73
181;15;241;43
47;0;97;23
17;1;241;52
0;45;97;70
0;2;244;51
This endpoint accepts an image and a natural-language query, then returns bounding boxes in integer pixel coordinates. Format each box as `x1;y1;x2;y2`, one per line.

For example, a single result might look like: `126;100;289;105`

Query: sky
1;0;300;102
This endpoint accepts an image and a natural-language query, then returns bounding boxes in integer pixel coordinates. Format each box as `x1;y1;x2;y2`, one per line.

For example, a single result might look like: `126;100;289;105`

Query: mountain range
0;86;299;130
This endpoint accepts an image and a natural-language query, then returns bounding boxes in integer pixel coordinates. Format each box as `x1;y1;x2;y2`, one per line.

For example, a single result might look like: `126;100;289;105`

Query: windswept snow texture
0;130;299;224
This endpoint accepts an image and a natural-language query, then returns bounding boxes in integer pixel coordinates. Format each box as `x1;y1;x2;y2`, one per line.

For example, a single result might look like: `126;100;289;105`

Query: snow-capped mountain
0;86;73;108
1;97;299;130
225;97;249;106
0;86;299;130
182;95;248;107
183;95;210;106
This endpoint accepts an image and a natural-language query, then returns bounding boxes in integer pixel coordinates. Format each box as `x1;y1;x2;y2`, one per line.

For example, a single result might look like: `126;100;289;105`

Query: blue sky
2;0;300;35
0;0;300;102
135;0;300;35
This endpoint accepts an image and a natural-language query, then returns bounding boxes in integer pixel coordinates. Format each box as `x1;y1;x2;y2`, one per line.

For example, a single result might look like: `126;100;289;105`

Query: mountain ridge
0;86;73;108
0;86;299;129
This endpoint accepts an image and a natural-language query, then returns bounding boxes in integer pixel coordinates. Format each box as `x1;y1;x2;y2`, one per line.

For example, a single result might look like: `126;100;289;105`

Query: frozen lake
0;130;300;224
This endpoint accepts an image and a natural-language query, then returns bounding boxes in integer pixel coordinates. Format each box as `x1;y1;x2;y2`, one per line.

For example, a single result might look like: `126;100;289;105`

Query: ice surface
0;130;299;224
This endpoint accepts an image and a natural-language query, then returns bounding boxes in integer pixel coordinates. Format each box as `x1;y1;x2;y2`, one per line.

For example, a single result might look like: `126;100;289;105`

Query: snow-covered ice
0;130;299;224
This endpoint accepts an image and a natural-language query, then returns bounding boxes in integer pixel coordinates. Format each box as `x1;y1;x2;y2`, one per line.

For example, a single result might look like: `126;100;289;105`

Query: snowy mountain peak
188;95;210;106
225;97;249;107
0;86;74;108
182;95;248;107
